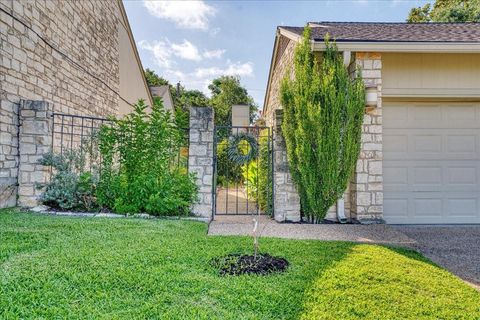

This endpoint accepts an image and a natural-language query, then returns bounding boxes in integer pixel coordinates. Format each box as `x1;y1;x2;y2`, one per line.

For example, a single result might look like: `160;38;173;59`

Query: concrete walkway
208;215;416;247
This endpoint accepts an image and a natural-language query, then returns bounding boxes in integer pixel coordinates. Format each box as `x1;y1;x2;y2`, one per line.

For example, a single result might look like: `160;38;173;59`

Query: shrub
38;149;99;211
97;98;198;216
280;27;365;223
241;129;272;214
216;138;243;186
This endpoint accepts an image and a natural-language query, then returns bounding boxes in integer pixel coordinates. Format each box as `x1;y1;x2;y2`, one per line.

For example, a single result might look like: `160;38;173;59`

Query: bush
97;98;198;215
280;28;365;223
241;129;272;214
216;138;243;186
38;149;99;211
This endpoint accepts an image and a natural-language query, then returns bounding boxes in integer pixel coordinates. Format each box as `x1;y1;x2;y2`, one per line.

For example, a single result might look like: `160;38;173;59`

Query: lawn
1;209;479;319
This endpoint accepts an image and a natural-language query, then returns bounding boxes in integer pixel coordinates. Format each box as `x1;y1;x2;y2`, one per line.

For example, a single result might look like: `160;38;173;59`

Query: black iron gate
212;126;274;216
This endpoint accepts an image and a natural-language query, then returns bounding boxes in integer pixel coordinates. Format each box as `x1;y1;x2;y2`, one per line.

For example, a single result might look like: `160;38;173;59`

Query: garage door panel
383;102;480;224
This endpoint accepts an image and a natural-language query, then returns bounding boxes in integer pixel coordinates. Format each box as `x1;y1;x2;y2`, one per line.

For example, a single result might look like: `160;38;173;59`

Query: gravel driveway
393;225;480;287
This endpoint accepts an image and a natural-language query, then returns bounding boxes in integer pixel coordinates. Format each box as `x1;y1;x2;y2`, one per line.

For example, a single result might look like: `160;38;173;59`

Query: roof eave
312;41;480;53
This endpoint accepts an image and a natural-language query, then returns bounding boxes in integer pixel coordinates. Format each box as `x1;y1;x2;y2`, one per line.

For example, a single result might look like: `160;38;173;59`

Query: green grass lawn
1;209;479;319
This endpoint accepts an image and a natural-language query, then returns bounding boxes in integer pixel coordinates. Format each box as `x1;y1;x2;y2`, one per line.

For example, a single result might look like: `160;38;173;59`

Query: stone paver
393;225;480;288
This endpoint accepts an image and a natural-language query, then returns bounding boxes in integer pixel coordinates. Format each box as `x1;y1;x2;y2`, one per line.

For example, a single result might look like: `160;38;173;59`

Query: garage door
383;102;480;224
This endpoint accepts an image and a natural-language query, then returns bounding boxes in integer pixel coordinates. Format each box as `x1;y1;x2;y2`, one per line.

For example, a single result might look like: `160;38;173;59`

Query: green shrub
216;138;243;186
241;129;272;214
97;98;198;216
38;150;99;211
280;27;365;223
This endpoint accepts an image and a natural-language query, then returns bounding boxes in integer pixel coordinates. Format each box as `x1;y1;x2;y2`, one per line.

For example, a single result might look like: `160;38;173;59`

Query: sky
123;0;430;107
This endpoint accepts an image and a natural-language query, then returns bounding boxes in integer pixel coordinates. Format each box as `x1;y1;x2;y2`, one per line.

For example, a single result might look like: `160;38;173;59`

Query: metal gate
212;126;274;216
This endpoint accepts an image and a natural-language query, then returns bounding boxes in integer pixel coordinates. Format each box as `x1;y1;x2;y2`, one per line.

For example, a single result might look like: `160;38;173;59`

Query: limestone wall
0;0;124;208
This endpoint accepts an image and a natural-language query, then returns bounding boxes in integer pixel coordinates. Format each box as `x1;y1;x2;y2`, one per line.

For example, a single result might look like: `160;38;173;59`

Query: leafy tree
209;76;258;128
280;27;365;223
143;69;209;128
144;68;170;86
407;0;480;22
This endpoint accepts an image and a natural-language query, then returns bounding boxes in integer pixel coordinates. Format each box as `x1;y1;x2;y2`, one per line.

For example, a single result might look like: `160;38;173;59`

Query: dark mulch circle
211;253;289;276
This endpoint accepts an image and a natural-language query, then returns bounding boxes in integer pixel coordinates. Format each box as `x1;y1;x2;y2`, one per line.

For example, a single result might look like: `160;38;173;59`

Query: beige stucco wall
383;53;480;98
118;11;152;116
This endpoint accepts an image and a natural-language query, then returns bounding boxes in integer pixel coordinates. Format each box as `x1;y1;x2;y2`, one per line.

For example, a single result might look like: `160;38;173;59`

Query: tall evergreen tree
280;27;365;223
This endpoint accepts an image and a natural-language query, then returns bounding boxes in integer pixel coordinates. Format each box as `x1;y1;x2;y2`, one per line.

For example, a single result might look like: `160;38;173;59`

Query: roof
280;22;480;43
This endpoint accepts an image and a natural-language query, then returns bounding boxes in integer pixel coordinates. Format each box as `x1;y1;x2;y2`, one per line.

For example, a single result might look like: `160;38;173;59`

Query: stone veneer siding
264;37;295;127
349;52;383;222
0;0;122;208
188;107;214;219
264;34;384;222
273;109;301;222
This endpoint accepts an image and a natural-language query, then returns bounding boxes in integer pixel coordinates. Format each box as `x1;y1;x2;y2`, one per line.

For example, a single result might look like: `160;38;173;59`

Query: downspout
337;196;347;224
336;51;352;224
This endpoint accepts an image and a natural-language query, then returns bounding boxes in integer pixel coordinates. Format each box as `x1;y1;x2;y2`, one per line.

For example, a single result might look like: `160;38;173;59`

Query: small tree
280;27;365;223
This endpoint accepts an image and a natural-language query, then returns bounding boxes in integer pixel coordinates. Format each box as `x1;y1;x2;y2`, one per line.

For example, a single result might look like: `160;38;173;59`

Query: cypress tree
280;27;365;223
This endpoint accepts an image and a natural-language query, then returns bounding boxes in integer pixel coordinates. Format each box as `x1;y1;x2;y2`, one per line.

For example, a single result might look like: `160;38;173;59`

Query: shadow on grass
297;243;480;320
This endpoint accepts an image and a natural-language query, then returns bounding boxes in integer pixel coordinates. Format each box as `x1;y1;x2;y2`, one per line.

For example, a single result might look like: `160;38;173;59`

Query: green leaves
280;27;365;222
96;99;198;216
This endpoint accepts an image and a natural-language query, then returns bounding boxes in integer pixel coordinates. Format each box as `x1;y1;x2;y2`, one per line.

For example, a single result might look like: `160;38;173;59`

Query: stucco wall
118;11;152;116
383;53;480;98
0;0;148;208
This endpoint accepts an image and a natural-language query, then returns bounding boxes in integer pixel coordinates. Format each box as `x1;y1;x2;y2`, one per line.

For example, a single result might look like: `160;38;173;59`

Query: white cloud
139;39;226;67
194;62;254;79
171;40;202;61
143;0;216;31
203;49;225;59
158;61;254;94
138;40;173;68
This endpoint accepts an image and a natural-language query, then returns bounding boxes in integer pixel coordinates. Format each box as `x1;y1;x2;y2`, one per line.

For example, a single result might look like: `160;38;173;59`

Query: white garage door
383;102;480;224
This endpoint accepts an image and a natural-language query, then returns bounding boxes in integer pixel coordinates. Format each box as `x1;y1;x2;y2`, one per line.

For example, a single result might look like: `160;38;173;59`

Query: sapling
252;217;259;259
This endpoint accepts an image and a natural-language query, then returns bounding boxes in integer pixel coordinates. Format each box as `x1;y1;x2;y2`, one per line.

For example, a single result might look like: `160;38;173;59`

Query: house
149;85;174;111
264;22;480;224
0;0;153;208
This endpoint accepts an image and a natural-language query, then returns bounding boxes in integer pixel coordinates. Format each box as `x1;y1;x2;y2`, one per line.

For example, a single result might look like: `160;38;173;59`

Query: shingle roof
281;22;480;43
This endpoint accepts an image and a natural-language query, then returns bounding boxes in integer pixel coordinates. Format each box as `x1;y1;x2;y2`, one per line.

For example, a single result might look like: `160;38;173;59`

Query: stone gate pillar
188;106;214;219
273;109;301;222
17;100;53;207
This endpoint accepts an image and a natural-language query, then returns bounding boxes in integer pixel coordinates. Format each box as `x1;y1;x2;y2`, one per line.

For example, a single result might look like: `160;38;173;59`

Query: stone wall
17;100;53;207
264;36;295;127
0;0;122;208
273;109;301;222
349;52;383;222
188;107;214;219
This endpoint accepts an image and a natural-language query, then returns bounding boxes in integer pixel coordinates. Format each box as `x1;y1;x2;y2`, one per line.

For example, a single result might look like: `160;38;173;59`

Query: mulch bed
211;253;289;276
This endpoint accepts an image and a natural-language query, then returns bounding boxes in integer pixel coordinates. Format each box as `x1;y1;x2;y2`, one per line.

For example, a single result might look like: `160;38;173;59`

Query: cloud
157;61;254;94
139;39;226;67
203;49;226;59
138;40;173;68
194;62;254;79
171;40;202;61
143;0;216;31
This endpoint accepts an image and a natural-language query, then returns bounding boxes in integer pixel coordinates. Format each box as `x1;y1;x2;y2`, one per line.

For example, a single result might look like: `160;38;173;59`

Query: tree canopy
143;70;257;128
407;0;480;22
208;75;258;127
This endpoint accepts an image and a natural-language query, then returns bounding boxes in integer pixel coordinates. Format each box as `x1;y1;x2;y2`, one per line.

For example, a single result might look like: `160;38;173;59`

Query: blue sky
123;0;430;106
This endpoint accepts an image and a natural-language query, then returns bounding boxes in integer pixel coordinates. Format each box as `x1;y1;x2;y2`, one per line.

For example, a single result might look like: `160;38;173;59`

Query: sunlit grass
1;208;479;319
